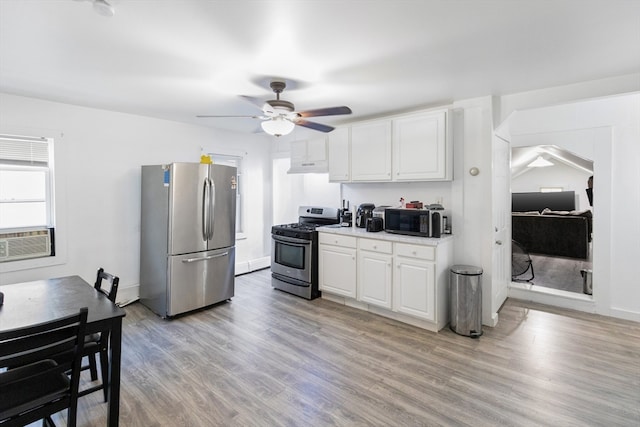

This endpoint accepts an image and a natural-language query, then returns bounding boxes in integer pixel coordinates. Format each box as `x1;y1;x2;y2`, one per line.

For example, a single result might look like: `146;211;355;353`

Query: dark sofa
512;210;592;259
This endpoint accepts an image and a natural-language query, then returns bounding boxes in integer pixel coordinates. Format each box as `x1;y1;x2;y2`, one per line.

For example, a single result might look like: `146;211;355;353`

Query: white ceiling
1;0;639;137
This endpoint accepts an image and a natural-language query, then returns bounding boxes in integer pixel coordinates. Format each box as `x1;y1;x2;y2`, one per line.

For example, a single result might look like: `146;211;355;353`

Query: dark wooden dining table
0;275;126;427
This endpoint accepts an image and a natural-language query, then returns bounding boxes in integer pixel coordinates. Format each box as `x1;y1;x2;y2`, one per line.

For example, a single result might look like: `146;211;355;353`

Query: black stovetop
272;206;341;240
271;222;320;239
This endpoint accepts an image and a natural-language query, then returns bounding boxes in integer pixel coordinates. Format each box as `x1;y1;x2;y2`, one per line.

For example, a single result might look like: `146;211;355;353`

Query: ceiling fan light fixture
93;0;115;17
527;155;554;168
261;118;295;137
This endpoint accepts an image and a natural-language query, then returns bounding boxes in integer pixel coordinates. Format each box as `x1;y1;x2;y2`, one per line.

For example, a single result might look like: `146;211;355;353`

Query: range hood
287;138;329;174
287;160;328;174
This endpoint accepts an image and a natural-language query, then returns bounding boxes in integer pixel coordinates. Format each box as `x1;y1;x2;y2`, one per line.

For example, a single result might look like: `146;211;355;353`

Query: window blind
0;134;50;167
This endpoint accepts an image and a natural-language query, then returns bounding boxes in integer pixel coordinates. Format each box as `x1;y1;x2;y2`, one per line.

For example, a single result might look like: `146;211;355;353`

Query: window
540;187;563;193
209;153;244;237
0;134;55;261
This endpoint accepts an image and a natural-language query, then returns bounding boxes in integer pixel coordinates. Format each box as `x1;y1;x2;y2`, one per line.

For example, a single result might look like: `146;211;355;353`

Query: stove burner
280;223;318;231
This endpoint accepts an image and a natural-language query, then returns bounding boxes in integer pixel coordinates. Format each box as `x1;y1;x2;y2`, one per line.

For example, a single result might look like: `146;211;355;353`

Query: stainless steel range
271;206;340;299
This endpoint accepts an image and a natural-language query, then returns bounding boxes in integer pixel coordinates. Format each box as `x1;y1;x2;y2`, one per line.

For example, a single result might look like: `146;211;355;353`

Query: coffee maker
340;199;352;227
356;203;375;228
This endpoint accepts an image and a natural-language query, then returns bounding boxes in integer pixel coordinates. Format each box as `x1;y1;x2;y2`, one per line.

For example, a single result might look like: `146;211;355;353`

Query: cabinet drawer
395;243;435;261
359;238;392;254
318;233;357;248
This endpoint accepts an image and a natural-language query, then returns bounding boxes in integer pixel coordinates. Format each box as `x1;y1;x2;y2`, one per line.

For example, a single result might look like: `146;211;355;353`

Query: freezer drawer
167;247;235;316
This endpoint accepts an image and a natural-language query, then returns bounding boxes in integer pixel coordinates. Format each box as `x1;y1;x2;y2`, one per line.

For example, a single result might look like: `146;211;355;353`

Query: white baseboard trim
508;282;596;313
235;256;270;276
609;307;640;323
116;284;140;307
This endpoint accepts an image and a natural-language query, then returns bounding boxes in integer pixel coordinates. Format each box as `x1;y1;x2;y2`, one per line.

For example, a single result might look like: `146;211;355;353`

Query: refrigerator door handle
181;252;229;263
202;178;210;241
208;177;216;240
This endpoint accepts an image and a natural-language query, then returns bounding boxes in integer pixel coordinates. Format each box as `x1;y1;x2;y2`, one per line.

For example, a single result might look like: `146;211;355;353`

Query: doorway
510;143;593;295
497;101;617;314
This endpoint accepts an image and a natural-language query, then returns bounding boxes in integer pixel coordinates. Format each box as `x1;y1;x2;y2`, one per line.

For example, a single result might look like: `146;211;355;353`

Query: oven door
271;234;312;283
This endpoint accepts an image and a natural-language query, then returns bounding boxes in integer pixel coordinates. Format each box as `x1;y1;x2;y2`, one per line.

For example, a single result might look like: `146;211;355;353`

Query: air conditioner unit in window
0;229;52;262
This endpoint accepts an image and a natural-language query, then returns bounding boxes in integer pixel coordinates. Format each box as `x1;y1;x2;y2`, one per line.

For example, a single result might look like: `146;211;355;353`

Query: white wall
341;181;452;222
511;163;592;211
0;93;273;301
272;159;341;224
504;92;640;321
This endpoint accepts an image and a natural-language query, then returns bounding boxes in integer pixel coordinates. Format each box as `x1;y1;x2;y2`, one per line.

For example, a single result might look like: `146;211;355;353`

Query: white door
492;133;511;311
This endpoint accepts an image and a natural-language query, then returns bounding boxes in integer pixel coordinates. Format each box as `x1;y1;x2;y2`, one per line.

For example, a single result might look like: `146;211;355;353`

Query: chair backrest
94;267;119;303
0;307;88;426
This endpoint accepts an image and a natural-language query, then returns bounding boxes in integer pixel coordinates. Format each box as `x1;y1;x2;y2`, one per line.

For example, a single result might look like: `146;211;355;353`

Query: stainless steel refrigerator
140;162;237;318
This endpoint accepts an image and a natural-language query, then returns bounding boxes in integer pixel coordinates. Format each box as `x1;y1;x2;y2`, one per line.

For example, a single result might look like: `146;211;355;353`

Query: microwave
384;208;443;238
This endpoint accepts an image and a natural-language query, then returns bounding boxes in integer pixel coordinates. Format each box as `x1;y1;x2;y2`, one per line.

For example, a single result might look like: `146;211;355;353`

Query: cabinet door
358;251;392;309
319;244;357;298
393;256;436;321
289;138;328;173
290;139;308;164
306;136;328;163
351;120;392;181
327;127;350;182
392;110;448;181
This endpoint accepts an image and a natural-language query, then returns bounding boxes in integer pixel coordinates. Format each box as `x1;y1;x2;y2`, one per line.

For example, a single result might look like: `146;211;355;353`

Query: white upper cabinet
324;108;451;182
392;110;450;181
350;120;392;181
288;137;328;174
327;127;350;182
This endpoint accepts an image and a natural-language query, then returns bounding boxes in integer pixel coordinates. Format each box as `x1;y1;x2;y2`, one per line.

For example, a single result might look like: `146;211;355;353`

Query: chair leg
88;354;98;381
43;416;57;427
99;348;109;402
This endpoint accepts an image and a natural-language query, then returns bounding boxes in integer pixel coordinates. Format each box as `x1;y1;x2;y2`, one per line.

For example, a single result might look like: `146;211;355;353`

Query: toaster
366;217;384;232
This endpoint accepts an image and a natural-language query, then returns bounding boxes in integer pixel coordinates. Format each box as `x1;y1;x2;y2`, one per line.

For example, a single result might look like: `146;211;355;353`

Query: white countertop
317;225;454;246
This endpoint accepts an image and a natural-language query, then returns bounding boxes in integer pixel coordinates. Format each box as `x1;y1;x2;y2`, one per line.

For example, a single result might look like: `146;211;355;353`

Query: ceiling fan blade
297;106;352;118
295;119;335;133
240;95;268;109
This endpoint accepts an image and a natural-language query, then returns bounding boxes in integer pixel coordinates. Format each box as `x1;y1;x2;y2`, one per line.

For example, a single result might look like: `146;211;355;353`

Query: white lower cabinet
393;254;436;321
318;231;451;332
357;239;392;309
318;234;357;298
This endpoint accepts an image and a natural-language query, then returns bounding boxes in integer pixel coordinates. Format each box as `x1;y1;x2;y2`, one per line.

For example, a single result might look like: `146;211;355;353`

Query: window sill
0;254;66;274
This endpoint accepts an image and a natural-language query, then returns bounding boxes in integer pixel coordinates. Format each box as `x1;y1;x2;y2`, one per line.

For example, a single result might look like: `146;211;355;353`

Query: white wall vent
0;229;51;262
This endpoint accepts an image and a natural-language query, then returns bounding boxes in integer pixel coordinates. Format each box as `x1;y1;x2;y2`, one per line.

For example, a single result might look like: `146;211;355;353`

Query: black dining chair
0;307;88;427
79;268;119;401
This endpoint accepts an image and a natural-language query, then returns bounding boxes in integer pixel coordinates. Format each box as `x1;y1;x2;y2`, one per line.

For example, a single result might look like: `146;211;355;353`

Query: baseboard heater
0;228;54;262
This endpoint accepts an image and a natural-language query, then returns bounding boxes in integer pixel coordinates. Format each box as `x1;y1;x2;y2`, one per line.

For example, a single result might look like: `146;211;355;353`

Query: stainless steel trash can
450;265;483;338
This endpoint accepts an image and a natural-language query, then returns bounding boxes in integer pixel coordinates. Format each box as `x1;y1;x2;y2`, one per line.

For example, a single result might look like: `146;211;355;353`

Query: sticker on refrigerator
163;167;170;187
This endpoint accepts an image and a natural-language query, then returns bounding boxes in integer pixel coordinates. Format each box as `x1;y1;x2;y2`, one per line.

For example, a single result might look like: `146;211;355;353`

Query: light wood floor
45;268;639;426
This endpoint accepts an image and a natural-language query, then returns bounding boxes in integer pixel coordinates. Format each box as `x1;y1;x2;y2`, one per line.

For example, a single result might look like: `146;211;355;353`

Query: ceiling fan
197;80;352;137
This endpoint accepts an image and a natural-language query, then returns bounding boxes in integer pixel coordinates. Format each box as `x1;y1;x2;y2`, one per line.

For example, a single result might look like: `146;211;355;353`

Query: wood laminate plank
39;268;640;426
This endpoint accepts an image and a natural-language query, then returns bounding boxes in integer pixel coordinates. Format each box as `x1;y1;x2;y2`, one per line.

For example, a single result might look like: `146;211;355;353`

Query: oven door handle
272;235;312;246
